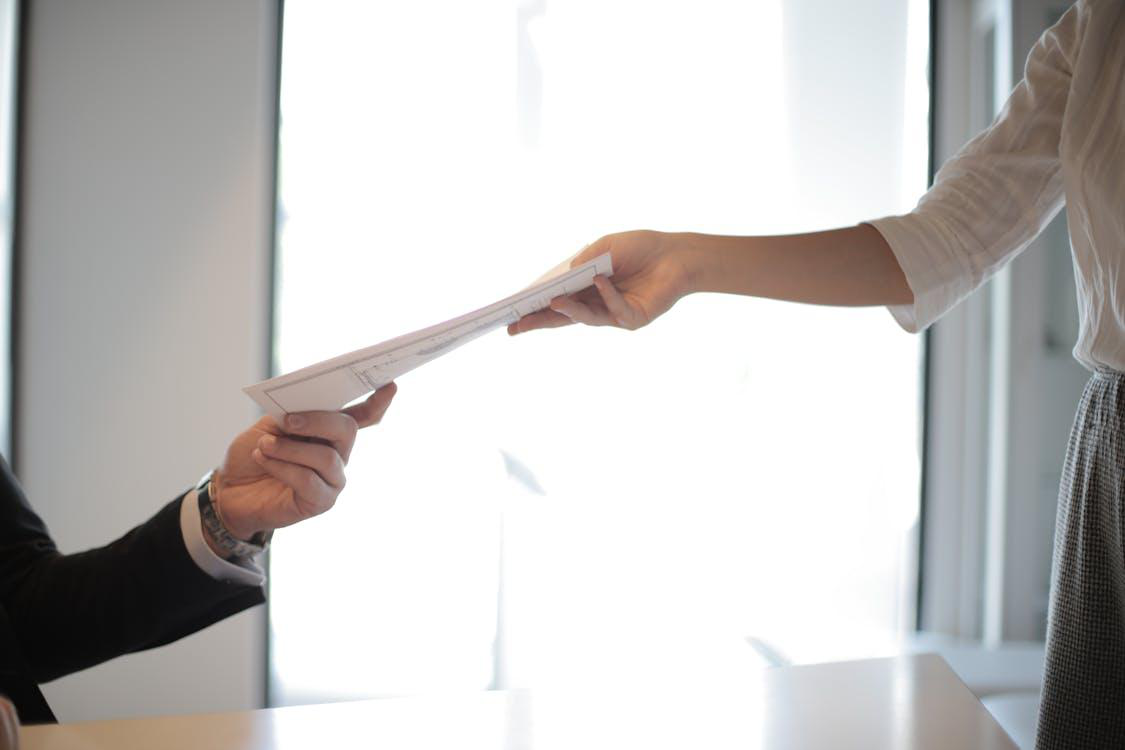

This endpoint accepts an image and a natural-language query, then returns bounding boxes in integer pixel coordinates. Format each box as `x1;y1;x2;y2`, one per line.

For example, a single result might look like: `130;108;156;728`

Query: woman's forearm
675;224;913;307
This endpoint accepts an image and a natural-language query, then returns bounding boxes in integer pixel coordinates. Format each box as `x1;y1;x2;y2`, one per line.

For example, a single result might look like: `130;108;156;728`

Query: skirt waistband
1093;368;1125;381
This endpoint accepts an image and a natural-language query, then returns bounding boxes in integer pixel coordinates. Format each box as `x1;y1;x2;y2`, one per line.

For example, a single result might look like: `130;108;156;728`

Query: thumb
343;382;398;429
571;236;610;268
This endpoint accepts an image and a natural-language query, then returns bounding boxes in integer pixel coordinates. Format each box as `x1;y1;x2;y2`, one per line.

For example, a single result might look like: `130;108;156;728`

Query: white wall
0;0;15;462
16;0;277;721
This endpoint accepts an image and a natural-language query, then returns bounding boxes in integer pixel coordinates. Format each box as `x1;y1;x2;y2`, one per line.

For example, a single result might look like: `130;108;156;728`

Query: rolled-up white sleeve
179;490;266;587
867;211;976;333
867;2;1083;333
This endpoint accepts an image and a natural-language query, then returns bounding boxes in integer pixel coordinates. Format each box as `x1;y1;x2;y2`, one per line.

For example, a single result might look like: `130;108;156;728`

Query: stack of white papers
244;254;613;423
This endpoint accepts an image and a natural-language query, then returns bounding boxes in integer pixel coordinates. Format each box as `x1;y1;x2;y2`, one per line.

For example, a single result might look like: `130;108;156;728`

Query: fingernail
287;414;305;429
260;435;277;451
252;448;265;462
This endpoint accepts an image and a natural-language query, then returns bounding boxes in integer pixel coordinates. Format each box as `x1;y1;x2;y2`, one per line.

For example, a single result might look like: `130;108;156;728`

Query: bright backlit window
270;0;930;705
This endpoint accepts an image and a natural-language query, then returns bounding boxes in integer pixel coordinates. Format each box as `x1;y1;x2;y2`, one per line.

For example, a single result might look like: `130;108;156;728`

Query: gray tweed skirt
1036;370;1125;748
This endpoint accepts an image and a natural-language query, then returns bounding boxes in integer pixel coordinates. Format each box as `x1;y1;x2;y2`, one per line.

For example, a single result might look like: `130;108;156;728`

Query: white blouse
869;0;1125;372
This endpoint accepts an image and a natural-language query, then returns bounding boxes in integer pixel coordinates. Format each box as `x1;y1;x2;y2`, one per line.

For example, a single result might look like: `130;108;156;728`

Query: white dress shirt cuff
179;490;266;587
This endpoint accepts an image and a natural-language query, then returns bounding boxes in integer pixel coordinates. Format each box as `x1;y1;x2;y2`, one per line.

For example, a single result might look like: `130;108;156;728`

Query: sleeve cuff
179;490;266;587
865;215;974;333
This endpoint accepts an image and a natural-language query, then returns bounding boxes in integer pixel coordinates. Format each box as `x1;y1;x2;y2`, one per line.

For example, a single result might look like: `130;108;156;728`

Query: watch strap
196;471;271;559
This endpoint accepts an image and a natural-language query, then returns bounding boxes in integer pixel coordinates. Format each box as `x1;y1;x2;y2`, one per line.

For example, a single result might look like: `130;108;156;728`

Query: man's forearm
676;224;913;307
11;498;264;683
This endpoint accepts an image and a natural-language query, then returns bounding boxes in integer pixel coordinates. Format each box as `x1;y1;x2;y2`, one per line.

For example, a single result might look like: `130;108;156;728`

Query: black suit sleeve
0;459;264;683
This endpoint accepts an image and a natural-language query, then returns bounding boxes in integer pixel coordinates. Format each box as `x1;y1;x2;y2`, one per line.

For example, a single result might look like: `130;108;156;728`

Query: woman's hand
508;225;913;337
207;383;398;545
508;230;700;335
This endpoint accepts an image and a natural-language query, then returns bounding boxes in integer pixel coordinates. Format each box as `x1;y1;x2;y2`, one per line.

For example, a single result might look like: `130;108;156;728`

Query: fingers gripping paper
244;254;613;423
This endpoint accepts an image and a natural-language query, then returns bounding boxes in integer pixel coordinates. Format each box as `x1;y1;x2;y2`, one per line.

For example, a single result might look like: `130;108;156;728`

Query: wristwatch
196;470;272;559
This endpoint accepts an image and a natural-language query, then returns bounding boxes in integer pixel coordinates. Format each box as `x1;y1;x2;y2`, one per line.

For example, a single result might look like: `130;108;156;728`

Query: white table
20;654;1017;749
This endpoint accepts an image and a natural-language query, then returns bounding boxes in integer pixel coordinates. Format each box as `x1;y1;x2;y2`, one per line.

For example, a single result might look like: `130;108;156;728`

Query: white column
17;0;277;721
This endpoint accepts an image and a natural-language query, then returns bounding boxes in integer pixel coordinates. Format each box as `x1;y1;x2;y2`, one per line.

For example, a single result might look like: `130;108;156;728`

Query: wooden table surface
20;654;1017;749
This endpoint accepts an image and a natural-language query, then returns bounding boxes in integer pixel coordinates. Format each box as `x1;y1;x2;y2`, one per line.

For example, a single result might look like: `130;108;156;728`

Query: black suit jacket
0;459;265;723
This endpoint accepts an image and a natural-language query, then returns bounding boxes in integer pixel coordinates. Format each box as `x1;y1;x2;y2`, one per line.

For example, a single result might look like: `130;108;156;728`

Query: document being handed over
244;254;613;423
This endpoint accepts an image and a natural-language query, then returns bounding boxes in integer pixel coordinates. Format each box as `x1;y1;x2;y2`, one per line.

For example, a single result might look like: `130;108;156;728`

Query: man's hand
207;383;397;545
0;696;17;750
507;230;700;335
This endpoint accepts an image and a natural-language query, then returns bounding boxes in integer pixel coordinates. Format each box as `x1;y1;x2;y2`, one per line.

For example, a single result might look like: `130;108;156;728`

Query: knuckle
298;471;319;497
315;446;336;474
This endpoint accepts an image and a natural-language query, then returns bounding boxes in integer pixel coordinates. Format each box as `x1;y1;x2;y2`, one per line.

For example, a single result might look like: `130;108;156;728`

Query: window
270;0;930;704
